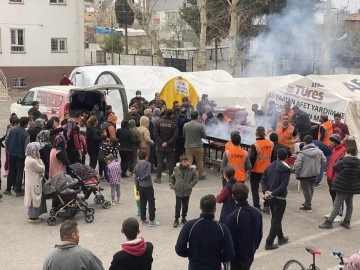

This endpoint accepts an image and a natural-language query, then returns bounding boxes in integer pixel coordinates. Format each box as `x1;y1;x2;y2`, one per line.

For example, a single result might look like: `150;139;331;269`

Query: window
51;38;67;52
9;0;24;3
10;29;25;52
21;91;34;105
50;0;66;4
12;77;27;88
313;41;322;60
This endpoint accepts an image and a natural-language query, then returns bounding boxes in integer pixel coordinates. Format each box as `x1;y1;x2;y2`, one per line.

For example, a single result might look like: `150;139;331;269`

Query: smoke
243;0;321;77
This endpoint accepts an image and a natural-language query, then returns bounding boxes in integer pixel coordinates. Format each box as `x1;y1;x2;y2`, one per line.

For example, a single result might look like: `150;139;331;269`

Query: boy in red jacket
324;134;346;222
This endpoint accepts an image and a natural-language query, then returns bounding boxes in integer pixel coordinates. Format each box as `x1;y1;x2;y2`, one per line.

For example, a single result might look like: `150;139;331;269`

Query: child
106;154;121;206
170;154;198;228
99;137;119;182
134;150;160;227
216;166;237;223
109;217;154;270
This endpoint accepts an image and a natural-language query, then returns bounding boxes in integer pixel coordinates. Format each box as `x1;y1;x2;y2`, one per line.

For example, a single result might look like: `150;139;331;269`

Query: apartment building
0;0;85;90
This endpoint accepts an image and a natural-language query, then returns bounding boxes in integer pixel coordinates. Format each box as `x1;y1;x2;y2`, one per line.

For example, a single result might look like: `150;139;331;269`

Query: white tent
266;74;360;149
69;65;181;102
181;70;234;81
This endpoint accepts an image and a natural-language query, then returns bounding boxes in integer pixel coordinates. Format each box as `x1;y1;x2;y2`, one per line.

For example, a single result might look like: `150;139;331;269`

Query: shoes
319;220;333;229
265;244;279;250
154;178;162;184
161;172;168;176
126;171;132;177
16;192;24;197
278;236;289;245
173;219;179;228
111;201;116;206
121;173;128;178
199;173;207;180
99;187;104;191
116;199;121;204
299;206;312;213
324;213;330;218
314;183;321;188
27;218;43;223
261;207;270;215
181;218;187;224
3;190;12;195
334;215;342;223
340;220;351;229
142;219;149;225
149;220;160;227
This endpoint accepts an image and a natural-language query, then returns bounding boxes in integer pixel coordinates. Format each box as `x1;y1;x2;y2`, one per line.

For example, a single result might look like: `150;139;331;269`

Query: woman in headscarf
49;134;70;178
129;119;140;173
64;118;82;164
36;130;52;176
45;116;66;144
86;116;106;169
24;142;46;223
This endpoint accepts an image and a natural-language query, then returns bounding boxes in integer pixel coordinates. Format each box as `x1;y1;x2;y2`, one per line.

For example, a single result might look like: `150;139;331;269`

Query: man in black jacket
28;118;45;142
319;148;360;229
110;217;153;270
116;120;135;177
154;109;178;183
125;105;141;127
225;183;262;270
28;101;42;120
175;108;190;162
293;106;312;141
175;194;234;270
269;133;292;162
261;148;291;250
129;90;146;109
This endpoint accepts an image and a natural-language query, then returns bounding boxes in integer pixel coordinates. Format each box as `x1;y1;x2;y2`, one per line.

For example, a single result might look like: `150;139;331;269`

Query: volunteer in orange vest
249;126;274;214
275;114;299;149
280;101;294;123
221;131;252;184
318;114;333;146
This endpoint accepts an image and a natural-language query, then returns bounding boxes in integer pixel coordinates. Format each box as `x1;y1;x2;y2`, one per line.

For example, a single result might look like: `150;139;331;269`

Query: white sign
268;84;349;124
174;79;189;95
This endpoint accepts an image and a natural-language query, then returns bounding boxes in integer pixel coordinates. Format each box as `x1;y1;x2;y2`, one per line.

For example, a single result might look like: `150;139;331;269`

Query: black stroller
43;172;95;226
68;163;111;209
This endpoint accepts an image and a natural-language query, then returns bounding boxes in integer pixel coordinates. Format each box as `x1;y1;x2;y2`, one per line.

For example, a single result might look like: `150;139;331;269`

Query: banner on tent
268;84;349;124
174;79;189;95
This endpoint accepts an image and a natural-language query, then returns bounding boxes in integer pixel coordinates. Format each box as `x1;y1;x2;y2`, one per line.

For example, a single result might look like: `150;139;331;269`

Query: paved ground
0;91;359;270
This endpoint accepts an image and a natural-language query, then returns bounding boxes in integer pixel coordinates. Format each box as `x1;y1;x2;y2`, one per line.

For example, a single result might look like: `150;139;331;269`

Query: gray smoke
243;0;321;77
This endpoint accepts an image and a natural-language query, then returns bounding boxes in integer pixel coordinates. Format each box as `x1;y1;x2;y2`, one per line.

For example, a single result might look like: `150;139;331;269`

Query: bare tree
126;0;165;66
93;0;114;28
197;0;207;71
158;14;187;48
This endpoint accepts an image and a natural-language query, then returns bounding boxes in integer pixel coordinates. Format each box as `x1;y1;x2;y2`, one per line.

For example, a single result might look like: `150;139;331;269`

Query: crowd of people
1;93;360;270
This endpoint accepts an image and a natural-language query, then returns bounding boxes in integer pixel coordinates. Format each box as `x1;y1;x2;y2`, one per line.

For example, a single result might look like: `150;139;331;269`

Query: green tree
115;0;135;54
100;33;124;55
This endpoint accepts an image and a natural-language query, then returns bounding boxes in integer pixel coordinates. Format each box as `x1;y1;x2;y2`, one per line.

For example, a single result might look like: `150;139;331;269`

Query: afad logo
286;84;324;101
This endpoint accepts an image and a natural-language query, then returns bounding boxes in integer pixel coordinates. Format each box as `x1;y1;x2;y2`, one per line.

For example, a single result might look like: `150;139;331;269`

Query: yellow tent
160;76;200;108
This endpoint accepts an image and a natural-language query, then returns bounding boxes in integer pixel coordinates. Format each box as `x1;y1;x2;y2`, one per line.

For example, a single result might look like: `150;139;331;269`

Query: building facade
0;0;85;90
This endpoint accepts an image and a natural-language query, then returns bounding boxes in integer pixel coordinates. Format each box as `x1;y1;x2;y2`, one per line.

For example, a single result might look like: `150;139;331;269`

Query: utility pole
323;0;332;74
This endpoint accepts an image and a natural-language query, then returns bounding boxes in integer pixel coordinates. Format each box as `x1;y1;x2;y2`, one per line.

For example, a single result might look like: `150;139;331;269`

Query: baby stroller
43;172;95;226
68;163;111;209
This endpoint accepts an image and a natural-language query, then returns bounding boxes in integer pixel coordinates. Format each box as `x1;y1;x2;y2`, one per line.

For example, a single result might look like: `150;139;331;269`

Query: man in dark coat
27;118;45;142
319;148;360;229
269;133;292;162
129;90;145;109
293;106;312;141
124;105;141;127
225;182;262;270
261;148;291;250
28;101;42;120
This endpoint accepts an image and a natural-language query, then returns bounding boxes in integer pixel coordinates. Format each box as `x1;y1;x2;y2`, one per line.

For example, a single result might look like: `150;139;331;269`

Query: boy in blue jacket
261;148;291;250
175;194;234;270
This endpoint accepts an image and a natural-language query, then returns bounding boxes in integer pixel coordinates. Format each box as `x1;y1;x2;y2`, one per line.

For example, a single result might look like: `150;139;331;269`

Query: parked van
10;84;128;122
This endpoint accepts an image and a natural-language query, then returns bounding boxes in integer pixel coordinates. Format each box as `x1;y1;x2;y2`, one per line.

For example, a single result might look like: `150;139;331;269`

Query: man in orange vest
221;131;252;183
249;126;274;214
276;114;299;149
280;101;294;123
318;114;333;145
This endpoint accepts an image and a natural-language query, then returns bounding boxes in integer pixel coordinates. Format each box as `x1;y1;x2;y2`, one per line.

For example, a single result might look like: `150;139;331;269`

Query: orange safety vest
281;108;294;121
318;121;333;145
252;139;273;173
226;147;248;182
276;123;294;149
225;141;234;151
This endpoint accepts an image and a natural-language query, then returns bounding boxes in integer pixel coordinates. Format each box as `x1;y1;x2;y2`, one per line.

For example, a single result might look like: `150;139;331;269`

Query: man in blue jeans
312;140;332;188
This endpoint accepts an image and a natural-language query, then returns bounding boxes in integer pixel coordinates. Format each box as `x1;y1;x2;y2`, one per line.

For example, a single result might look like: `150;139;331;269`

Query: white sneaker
161;172;167;176
334;215;342;223
324;213;330;218
111;201;116;206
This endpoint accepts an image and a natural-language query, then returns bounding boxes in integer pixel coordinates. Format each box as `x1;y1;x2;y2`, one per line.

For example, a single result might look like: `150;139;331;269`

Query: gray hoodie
294;143;326;180
151;108;161;125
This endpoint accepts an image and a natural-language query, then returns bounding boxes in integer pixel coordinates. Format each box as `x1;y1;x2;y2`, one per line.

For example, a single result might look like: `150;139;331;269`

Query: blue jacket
6;127;30;158
313;140;332;157
218;179;237;223
225;202;262;265
175;213;234;270
261;160;291;199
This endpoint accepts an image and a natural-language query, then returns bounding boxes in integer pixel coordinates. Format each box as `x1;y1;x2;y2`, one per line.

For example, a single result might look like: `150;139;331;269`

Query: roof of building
345;13;360;21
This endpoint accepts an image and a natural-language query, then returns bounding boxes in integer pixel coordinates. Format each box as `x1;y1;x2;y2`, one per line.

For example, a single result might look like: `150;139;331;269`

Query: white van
10;84;128;122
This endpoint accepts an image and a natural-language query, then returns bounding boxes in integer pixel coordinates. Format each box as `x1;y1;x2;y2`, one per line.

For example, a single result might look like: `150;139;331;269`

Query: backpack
100;121;115;137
